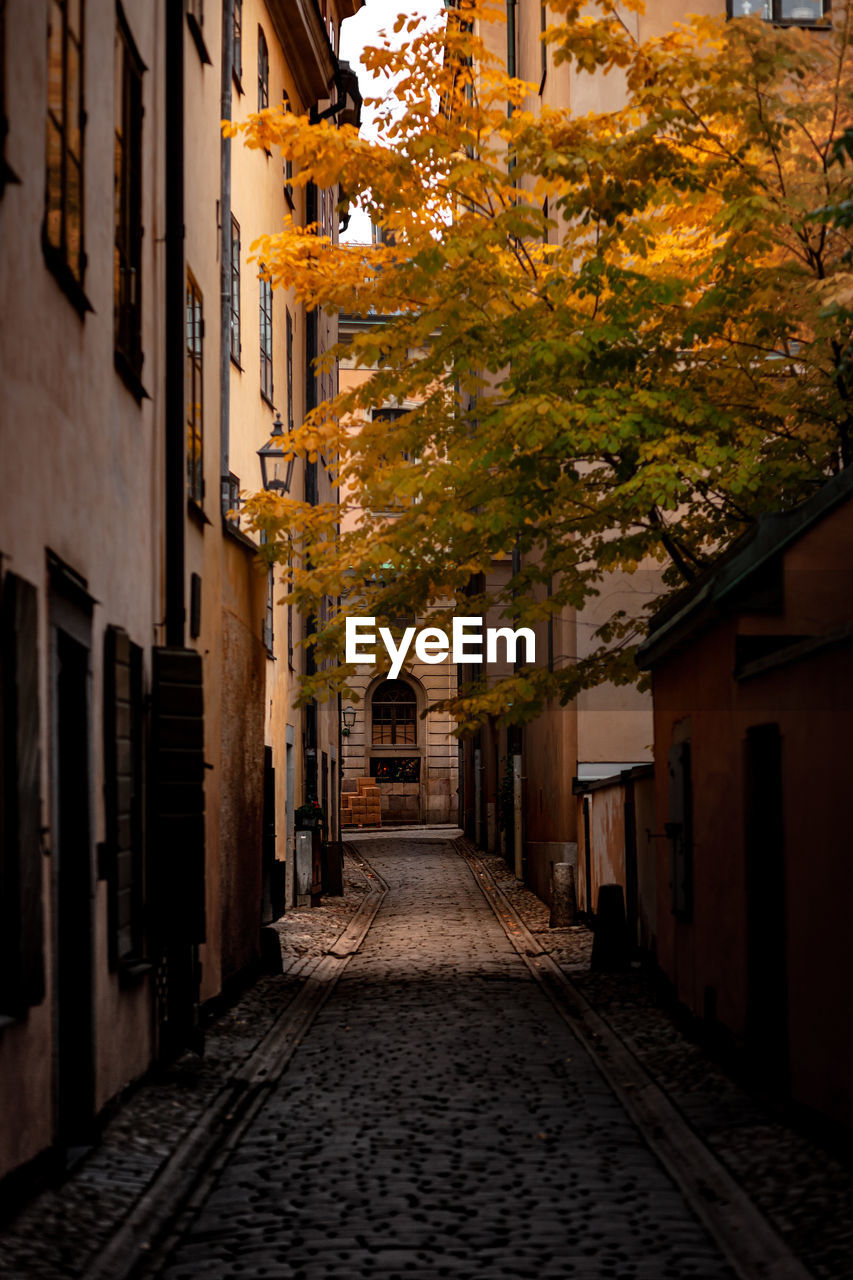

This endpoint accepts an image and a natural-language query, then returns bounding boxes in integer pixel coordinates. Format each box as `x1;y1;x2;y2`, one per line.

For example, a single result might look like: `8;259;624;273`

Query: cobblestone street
151;837;735;1280
3;835;849;1280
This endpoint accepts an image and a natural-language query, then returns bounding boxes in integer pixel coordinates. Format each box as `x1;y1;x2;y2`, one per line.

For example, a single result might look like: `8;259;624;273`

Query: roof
636;464;853;670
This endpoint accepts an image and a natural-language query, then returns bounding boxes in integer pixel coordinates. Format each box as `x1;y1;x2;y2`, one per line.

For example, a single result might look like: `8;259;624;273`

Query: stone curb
455;836;815;1280
87;853;389;1280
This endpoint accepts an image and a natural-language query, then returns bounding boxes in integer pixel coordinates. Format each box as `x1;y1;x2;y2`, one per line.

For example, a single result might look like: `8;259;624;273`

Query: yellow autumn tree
228;0;853;729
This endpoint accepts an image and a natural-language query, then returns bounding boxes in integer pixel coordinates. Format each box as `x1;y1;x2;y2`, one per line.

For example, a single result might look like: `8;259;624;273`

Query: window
102;626;144;968
372;679;417;746
257;25;268;111
230;214;241;363
224;471;240;528
287;548;294;668
1;0;19;197
0;573;45;1018
728;0;830;19
286;306;294;428
370;757;421;783
185;0;210;64
539;0;547;93
233;0;242;85
114;4;145;392
44;0;87;307
263;567;274;656
186;271;204;504
282;92;293;199
259;267;273;403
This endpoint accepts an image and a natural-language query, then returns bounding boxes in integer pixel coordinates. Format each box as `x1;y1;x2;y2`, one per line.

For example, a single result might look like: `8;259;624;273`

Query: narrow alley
7;835;850;1280
152;836;733;1280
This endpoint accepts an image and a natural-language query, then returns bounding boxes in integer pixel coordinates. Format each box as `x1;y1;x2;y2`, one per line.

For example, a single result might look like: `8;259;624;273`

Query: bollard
294;829;313;906
550;862;576;928
322;840;344;897
591;883;630;970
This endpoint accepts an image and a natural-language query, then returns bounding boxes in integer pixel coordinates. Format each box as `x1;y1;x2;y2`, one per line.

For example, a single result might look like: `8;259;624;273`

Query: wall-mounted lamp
341;706;356;736
258;412;295;493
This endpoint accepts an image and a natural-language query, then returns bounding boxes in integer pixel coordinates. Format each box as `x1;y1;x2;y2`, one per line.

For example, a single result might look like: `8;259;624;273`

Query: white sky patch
339;0;444;242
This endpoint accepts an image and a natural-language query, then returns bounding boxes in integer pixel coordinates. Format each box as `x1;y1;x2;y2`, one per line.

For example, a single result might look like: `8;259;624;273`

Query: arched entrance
366;674;425;823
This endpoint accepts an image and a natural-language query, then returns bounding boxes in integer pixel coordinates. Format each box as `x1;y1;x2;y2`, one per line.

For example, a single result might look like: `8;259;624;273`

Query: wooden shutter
103;626;145;967
0;573;45;1015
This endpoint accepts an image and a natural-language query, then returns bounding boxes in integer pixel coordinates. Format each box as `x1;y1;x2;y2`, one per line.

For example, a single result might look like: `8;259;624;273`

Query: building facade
465;0;829;907
0;0;360;1194
637;468;853;1125
338;313;460;826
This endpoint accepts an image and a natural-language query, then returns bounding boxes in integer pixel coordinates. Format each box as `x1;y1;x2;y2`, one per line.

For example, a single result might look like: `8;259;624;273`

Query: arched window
257;27;269;112
372;680;416;746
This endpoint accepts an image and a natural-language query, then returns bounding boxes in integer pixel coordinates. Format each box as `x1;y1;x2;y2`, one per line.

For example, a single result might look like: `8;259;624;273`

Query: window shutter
1;573;45;1015
103;625;145;968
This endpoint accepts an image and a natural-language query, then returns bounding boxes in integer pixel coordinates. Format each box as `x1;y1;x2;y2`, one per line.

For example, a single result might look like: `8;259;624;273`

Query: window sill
43;239;93;319
222;517;258;554
261;389;275;411
115;349;149;403
118;958;153;987
186;13;212;65
1;156;21;197
230;351;243;372
187;497;211;529
232;70;243;95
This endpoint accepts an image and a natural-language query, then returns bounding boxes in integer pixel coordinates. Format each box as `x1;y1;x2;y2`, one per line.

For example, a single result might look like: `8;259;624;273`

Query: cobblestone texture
155;838;735;1280
477;847;853;1280
0;856;372;1280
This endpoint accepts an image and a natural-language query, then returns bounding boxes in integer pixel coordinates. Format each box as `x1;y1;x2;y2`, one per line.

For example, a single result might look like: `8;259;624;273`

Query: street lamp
257;412;295;494
341;706;356;736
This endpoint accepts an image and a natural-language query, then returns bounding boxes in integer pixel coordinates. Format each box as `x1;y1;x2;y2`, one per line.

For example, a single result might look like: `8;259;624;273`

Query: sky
338;0;444;241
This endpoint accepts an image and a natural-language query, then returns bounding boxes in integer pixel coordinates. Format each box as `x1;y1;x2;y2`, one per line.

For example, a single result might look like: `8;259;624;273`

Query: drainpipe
506;0;517;80
220;0;233;514
165;0;185;647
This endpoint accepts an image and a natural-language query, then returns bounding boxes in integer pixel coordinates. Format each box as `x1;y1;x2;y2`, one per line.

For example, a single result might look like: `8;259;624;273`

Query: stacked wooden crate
340;777;382;828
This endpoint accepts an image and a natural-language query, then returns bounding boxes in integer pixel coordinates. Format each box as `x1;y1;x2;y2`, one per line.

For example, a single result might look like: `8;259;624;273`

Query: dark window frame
369;756;421;783
1;0;21;196
230;213;241;365
186;269;204;506
287;548;294;669
44;0;91;315
232;0;243;88
102;625;146;972
259;265;273;404
727;0;830;20
114;2;146;398
371;679;417;746
257;24;268;112
185;0;211;65
263;567;274;657
282;91;293;202
286;306;294;428
0;572;46;1020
